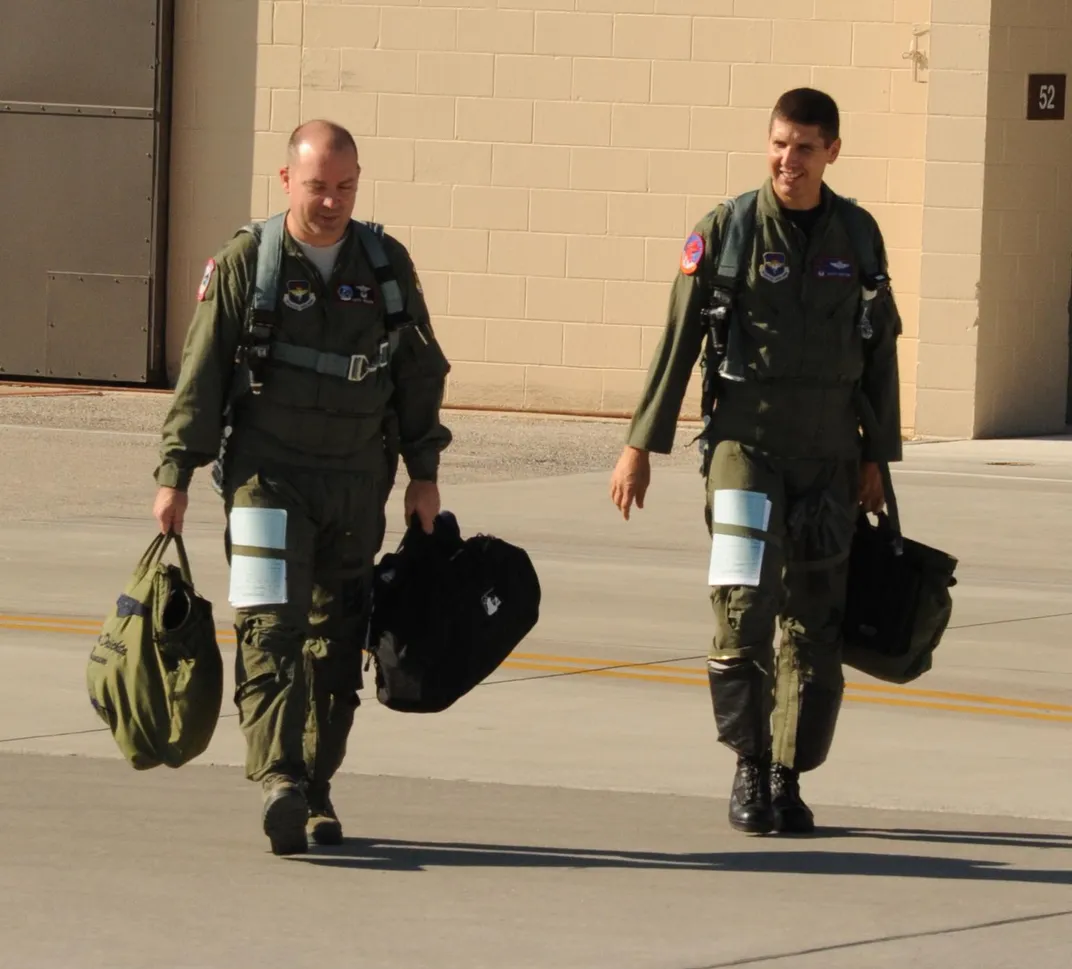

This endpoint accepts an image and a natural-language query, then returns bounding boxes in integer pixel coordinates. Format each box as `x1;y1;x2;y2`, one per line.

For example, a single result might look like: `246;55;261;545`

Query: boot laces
307;784;336;818
772;764;800;801
736;758;766;800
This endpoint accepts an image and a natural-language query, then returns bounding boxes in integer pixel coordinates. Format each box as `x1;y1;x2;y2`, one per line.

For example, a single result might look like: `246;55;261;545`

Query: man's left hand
404;479;441;534
858;461;885;514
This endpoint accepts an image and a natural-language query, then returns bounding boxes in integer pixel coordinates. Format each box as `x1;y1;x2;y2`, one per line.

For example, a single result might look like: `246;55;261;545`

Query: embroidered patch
759;252;789;284
283;280;316;311
815;257;855;280
339;283;374;304
680;232;705;275
196;259;215;302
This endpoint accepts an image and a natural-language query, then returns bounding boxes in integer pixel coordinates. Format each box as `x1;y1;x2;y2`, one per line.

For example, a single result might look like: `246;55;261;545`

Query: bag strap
135;532;171;577
172;533;195;586
353;220;415;354
833;194;890;341
712;189;759;287
250;214;284;314
699;190;760;390
133;531;194;585
853;387;903;551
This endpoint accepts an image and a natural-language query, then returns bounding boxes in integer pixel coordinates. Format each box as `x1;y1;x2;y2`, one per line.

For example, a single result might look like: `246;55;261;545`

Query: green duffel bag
841;466;959;684
86;531;223;769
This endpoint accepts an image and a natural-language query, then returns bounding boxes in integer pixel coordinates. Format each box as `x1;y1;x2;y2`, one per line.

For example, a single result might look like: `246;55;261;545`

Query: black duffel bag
366;511;541;713
841;465;958;684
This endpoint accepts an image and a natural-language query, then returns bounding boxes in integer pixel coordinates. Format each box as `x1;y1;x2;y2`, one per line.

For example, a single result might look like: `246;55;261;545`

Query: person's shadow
288;826;1072;884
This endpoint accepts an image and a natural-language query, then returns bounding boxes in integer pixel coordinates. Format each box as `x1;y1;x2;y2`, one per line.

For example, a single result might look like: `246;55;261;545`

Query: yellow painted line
844;680;1072;714
513;651;1072;715
4;613;1071;724
502;659;1072;723
846;694;1072;725
1;614;101;627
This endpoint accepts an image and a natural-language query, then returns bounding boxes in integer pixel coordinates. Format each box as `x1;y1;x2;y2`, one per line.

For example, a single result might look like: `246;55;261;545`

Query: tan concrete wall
166;0;270;377
917;6;990;438
975;0;1072;436
166;2;954;437
915;0;1072;439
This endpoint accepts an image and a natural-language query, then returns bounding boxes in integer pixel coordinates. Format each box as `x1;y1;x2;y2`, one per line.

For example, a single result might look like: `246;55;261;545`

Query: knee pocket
711;585;777;648
235;615;305;684
305;637;365;696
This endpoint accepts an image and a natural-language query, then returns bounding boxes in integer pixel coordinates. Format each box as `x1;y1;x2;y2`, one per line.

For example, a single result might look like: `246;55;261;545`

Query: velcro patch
680;232;704;276
815;257;855;280
196;259;216;301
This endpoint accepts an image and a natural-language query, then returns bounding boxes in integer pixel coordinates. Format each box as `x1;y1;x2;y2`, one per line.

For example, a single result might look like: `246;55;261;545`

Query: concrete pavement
0;393;1071;967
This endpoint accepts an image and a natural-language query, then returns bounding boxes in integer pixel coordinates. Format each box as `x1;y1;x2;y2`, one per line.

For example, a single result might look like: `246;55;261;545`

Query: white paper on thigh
708;489;772;588
229;507;287;550
229;554;288;607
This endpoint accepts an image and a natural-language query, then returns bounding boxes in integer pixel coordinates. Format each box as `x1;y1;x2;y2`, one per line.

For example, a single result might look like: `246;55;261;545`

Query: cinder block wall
974;3;1072;436
169;1;941;437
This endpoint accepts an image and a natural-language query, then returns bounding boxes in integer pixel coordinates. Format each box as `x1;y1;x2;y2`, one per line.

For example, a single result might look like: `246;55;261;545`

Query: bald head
280;119;360;246
287;119;358;167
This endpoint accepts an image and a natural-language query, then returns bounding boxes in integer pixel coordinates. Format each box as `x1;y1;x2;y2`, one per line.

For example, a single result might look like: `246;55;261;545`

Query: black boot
728;755;774;834
307;782;344;846
261;774;310;856
770;763;815;834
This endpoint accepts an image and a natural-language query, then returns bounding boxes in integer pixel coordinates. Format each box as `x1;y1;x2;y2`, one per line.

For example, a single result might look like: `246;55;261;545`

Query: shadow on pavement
290;835;1072;884
824;826;1072;852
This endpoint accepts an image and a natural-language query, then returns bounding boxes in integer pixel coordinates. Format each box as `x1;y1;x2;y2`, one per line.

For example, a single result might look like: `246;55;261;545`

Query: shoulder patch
196;259;216;302
680;232;704;276
413;268;423;295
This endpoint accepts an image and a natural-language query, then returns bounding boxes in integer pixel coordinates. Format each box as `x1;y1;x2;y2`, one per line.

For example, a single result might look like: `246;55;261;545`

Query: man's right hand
609;446;651;521
153;486;189;535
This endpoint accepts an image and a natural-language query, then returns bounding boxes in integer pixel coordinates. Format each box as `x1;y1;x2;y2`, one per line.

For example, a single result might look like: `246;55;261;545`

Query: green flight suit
155;219;451;789
626;179;902;772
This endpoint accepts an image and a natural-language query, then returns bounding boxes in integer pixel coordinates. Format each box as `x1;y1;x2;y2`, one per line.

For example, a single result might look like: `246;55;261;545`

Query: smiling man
153;119;452;855
609;89;902;836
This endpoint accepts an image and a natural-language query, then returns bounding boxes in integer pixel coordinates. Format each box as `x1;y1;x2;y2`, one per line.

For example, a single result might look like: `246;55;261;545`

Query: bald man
153;119;452;855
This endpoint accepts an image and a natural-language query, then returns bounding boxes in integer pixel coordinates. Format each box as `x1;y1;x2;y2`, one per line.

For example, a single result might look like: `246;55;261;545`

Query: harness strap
270;339;389;382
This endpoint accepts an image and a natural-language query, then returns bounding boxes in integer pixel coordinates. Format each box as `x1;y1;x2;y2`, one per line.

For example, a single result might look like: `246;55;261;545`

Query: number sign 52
1027;74;1066;120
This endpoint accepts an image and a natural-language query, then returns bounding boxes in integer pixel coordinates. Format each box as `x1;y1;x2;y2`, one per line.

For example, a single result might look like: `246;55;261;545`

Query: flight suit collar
757;179;836;227
280;219;359;286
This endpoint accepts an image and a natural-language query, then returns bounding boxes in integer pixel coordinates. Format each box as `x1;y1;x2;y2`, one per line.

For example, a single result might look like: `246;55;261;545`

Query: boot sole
309;818;344;847
772;813;815;835
263;790;310;856
729;814;774;835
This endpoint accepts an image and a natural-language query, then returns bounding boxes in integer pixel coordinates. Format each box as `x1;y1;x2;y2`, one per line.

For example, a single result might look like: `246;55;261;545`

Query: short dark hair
287;119;358;161
770;88;840;145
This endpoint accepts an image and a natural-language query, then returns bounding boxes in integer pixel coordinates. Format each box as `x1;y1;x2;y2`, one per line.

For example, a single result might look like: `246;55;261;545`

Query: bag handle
134;530;195;586
172;533;195;586
852;387;903;552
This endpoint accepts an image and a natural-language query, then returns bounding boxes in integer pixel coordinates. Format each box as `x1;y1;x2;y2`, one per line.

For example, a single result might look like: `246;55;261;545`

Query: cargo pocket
787;487;856;572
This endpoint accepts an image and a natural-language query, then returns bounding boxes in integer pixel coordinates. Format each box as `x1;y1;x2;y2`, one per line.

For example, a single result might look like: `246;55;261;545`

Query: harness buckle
347;354;370;382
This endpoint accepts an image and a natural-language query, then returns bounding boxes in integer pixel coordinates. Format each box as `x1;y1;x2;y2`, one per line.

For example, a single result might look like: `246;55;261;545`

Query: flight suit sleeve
624;210;722;454
154;243;251;491
859;224;903;464
385;239;452;483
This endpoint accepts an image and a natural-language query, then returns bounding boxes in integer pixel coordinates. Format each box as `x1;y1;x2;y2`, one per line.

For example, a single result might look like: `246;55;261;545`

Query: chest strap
270;338;389;382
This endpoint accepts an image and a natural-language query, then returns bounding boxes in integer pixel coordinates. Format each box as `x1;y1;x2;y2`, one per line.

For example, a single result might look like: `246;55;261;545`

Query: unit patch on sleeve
680;232;705;275
196;259;216;302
